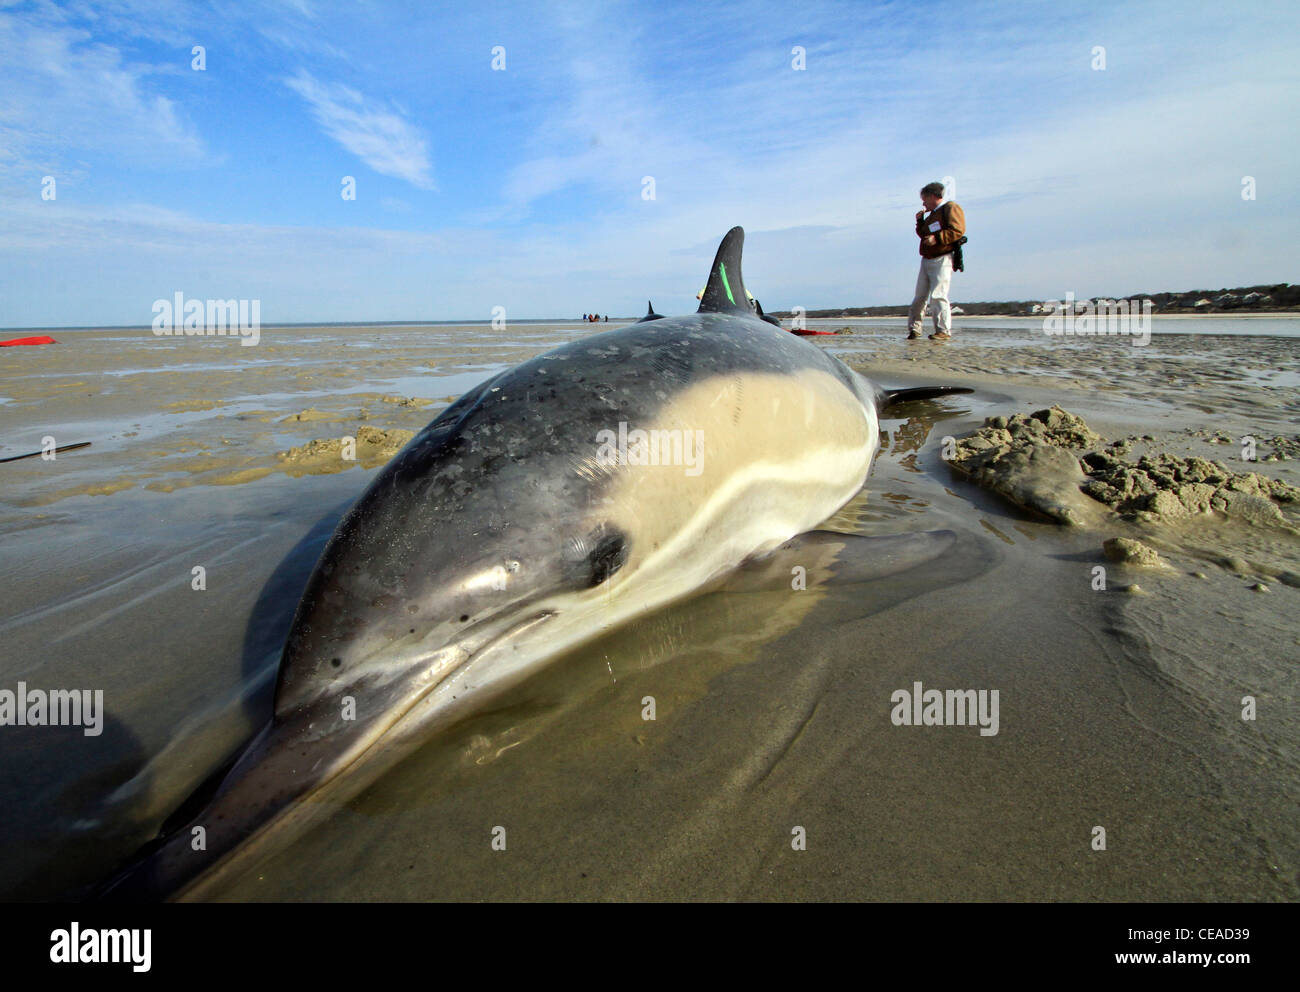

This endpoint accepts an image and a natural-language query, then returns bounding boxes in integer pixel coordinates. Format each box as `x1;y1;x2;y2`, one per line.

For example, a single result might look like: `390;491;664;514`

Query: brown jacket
916;201;965;258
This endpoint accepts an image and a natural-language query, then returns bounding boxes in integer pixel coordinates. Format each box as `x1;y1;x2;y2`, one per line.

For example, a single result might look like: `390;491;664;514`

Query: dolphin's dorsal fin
697;226;752;316
636;300;665;323
754;299;783;327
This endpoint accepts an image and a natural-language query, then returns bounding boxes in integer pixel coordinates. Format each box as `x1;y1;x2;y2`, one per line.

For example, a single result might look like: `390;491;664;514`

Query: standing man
907;181;965;341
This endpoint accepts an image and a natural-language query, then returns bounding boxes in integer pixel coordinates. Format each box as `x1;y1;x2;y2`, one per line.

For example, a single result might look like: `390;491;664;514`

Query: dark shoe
906;330;921;340
928;331;951;341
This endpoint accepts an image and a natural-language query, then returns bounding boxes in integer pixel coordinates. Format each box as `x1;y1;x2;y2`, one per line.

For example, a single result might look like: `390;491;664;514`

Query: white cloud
0;9;204;166
285;70;435;190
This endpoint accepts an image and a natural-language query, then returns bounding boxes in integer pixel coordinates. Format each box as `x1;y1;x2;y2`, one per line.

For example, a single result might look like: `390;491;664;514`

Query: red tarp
0;335;57;346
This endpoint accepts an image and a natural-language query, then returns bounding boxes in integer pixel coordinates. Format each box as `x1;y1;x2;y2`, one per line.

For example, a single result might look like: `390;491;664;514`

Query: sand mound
277;425;414;476
1080;450;1298;525
380;395;435;408
1102;537;1166;567
280;407;339;423
947;406;1100;525
950;407;1300;529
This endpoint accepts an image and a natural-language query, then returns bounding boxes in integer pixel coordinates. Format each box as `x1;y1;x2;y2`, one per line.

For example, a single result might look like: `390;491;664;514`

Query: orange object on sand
0;335;57;347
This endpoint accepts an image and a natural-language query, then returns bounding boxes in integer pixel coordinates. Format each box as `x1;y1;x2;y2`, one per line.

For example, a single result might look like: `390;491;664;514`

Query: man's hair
920;181;945;198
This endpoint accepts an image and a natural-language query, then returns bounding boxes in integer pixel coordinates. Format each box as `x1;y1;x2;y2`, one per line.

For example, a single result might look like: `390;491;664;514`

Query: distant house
950;306;964;315
1193;298;1213;309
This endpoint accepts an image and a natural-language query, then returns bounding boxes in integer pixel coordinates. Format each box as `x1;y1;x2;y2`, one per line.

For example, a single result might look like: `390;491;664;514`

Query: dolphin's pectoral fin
880;385;974;408
724;529;957;593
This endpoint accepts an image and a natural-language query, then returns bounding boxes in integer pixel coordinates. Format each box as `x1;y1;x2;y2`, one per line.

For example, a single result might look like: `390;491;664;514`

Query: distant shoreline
7;312;1300;334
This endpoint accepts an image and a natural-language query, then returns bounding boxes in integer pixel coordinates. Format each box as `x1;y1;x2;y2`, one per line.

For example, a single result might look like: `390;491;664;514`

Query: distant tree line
769;282;1300;318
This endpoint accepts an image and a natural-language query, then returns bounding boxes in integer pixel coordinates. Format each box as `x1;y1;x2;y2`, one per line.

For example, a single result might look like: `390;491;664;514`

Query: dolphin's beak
99;607;561;902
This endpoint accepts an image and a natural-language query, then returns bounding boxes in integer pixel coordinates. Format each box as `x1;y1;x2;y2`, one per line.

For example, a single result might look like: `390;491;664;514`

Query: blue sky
1;0;1297;326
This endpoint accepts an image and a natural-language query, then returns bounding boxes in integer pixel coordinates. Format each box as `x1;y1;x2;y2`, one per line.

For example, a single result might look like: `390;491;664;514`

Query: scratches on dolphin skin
646;345;693;385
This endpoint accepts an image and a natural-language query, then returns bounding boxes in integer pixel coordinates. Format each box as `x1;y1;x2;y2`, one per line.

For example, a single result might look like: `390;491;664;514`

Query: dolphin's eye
586;532;628;586
564;528;629;588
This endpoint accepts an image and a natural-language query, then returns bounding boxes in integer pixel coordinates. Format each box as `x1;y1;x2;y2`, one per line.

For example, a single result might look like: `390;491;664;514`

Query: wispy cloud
0;8;204;168
284;69;435;190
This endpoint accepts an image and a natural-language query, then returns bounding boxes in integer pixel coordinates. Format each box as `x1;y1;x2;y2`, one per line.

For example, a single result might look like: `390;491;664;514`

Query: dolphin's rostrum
100;226;971;900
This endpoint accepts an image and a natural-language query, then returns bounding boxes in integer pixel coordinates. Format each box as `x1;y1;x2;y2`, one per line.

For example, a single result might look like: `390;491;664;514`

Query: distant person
603;314;608;322
907;181;966;341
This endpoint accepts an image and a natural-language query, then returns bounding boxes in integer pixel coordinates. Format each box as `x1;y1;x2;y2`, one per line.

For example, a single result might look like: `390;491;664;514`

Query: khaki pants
908;253;953;336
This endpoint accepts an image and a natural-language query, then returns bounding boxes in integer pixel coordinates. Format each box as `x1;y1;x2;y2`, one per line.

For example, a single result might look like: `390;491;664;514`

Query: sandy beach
1;318;1297;901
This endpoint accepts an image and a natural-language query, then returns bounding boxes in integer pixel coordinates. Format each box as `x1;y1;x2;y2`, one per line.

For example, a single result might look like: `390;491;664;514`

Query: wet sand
0;319;1296;901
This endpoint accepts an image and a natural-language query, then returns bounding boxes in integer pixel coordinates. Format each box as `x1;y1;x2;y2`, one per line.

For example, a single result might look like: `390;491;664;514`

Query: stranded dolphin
100;225;970;900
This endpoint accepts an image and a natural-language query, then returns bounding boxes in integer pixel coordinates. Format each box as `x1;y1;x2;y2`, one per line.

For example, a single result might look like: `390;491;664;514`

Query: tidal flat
1;318;1296;901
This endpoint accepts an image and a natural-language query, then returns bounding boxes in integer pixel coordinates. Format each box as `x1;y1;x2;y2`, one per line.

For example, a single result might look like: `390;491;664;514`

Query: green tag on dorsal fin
719;262;735;304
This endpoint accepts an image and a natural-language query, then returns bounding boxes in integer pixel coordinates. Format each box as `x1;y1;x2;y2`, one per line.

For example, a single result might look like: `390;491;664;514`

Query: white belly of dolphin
607;367;879;595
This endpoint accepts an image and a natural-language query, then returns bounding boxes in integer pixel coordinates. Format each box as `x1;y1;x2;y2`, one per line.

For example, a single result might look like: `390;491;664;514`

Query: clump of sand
20;479;136;506
1081;450;1297;526
277;425;414;476
950;407;1300;529
1103;537;1165;567
281;407;340;423
1194;430;1300;463
947;406;1101;525
381;395;435;408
